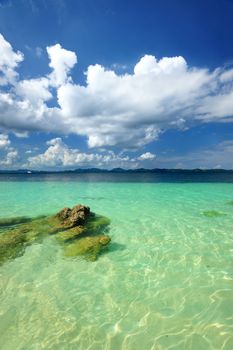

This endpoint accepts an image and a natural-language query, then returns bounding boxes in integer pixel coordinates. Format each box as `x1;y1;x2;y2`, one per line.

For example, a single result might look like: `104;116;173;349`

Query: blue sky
0;0;233;169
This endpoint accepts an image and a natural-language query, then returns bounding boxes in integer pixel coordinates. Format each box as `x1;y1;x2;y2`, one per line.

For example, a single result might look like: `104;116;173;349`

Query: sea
0;172;233;350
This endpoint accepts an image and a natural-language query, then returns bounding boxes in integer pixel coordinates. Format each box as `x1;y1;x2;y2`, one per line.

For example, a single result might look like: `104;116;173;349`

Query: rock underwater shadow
0;204;111;265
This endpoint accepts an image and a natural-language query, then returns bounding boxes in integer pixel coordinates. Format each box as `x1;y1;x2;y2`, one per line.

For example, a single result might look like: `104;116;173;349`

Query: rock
64;235;111;261
56;207;71;221
54;214;110;238
0;215;51;265
0;228;27;265
99;235;110;245
0;216;32;227
56;226;86;242
203;210;226;217
56;204;90;228
85;215;111;234
0;204;111;264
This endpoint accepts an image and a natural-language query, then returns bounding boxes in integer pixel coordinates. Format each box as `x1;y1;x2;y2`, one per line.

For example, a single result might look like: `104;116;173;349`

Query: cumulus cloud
0;33;23;85
27;137;137;169
0;134;10;148
0;148;18;166
138;152;156;160
47;43;77;87
0;133;19;167
0;34;233;151
15;77;52;105
134;54;187;75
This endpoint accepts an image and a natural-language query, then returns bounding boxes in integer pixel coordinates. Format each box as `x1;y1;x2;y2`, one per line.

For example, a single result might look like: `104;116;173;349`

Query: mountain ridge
0;168;233;174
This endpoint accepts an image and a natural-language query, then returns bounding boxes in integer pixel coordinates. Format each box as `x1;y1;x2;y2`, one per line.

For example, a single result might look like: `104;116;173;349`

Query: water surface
0;174;233;349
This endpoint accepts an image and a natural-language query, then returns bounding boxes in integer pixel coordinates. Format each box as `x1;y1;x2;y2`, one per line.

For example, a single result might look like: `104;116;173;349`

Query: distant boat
27;171;32;174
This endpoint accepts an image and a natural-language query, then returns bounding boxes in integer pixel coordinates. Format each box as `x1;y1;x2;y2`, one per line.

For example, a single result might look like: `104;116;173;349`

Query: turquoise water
0;177;233;349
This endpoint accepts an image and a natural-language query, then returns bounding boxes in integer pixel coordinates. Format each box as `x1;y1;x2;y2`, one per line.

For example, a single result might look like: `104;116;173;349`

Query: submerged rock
85;215;111;233
0;215;50;265
0;204;111;265
0;216;32;227
203;210;226;217
0;228;27;264
64;235;111;261
56;226;86;242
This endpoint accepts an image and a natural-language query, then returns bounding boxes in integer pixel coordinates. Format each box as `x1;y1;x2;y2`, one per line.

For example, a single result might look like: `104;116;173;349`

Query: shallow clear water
0;175;233;349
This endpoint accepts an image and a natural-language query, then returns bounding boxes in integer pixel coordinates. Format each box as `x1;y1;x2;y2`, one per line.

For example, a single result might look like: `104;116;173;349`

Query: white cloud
15;77;52;105
0;148;18;166
47;43;77;87
0;133;18;167
0;34;233;151
138;152;156;160
27;137;137;169
0;134;10;148
0;33;23;85
196;91;233;120
219;68;233;83
134;55;187;75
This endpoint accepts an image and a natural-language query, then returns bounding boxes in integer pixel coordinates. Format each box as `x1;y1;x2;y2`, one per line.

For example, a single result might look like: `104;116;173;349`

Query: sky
0;0;233;170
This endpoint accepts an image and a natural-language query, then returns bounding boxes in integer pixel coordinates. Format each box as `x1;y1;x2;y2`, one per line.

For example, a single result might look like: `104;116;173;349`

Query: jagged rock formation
55;204;91;228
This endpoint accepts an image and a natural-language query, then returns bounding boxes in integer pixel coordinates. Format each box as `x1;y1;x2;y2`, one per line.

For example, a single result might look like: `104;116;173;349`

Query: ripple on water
0;181;233;349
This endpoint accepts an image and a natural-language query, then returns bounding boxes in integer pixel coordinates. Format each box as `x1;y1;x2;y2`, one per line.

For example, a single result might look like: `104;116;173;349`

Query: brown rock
55;204;90;228
56;207;71;221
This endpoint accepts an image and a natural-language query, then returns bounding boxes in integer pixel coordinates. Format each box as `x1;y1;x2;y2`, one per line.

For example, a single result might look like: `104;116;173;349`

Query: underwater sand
0;174;233;349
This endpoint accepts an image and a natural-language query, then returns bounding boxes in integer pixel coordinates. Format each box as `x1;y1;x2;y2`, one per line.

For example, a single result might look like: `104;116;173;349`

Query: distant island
0;168;233;174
